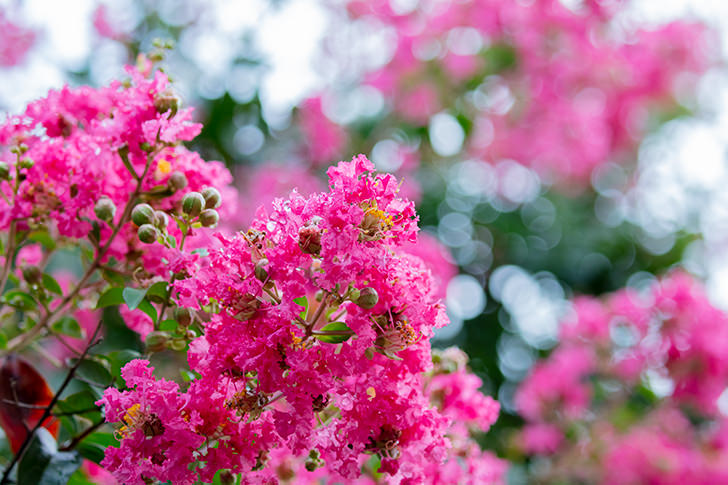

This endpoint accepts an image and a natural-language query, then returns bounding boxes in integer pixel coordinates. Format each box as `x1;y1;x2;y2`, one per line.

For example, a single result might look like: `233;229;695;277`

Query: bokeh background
2;0;728;482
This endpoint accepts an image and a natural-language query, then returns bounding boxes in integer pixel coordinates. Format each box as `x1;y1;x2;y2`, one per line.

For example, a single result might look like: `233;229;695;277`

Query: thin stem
0;220;17;295
155;230;188;327
0;320;103;484
305;294;329;337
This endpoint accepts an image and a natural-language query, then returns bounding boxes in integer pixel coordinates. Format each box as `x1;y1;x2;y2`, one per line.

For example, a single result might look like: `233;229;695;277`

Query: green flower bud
348;287;361;303
201;187;222;209
21;265;41;284
199;209;219;228
0;162;9;181
94;196;116;222
169;338;187;351
355;287;378;309
18;158;34;170
153;210;169;230
254;258;269;282
173;307;193;327
145;331;168;352
139;142;153;152
168;171;188;191
131;203;155;226
137;224;158;244
182;192;204;218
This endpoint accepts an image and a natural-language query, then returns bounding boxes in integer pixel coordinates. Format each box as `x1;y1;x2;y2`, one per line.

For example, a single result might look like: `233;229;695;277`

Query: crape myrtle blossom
0;9;35;68
0;58;235;259
0;58;238;339
515;272;728;482
326;0;713;184
98;156;504;484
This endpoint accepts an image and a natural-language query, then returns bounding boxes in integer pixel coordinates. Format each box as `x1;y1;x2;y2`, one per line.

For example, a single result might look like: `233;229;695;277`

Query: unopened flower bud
140;142;153;152
182;192;204;218
348;287;361;303
185;329;196;340
131;203;155;226
218;471;235;485
173;307;193;327
21;265;41;284
199;209;219;228
201;187;222;209
0;162;9;180
254;258;269;282
18;158;34;170
169;338;187;351
168;171;188;191
137;224;158;244
94;196;116;222
145;331;168;352
153;210;169;230
153;88;181;115
355;287;378;309
298;223;322;255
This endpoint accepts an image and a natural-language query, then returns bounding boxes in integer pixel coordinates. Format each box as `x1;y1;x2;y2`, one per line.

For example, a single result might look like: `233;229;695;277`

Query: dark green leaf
107;349;142;382
122;287;147;311
17;428;56;484
96;287;124;309
73;358;112;387
18;428;82;485
51;316;83;339
41;273;63;296
146;281;169;303
0;330;6;349
2;289;37;310
137;298;158;324
56;390;99;415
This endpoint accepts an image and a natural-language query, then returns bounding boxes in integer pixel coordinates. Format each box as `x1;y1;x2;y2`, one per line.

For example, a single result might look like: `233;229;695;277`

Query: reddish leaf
0;355;58;453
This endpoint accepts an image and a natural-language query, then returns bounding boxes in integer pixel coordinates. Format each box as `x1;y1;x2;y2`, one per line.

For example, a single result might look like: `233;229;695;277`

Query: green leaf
137;298;158;324
314;322;353;344
2;289;37;310
107;349;142;382
293;296;308;319
28;230;56;250
146;281;169;303
73;358;112;387
0;329;6;349
41;273;63;296
159;319;177;331
18;428;82;485
122;287;147;311
96;287;124;308
51;316;83;339
56;390;99;416
180;368;201;382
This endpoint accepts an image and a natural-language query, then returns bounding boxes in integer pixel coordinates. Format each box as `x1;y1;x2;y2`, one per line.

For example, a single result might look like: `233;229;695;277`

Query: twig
0;220;17;295
0;319;103;484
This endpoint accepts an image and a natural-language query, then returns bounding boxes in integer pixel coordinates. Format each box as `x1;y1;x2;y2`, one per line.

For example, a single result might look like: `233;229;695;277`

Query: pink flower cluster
0;9;35;67
515;272;728;482
0;61;235;261
334;0;712;183
98;156;503;484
